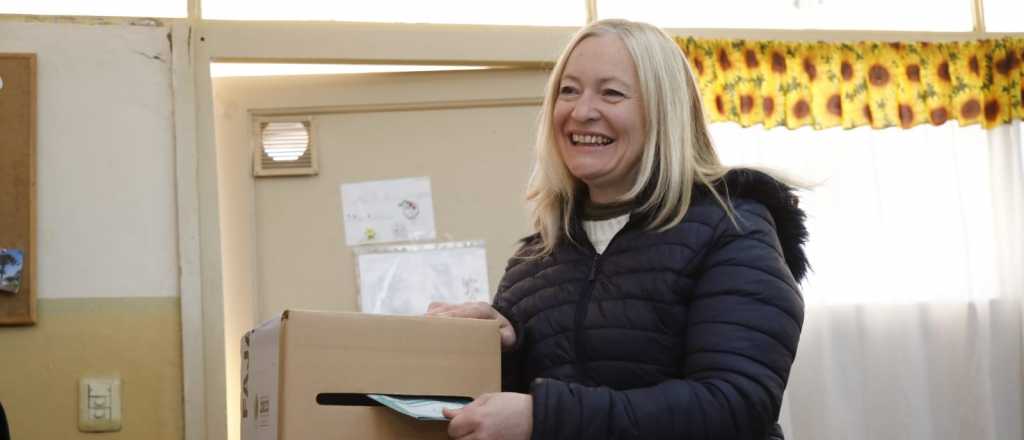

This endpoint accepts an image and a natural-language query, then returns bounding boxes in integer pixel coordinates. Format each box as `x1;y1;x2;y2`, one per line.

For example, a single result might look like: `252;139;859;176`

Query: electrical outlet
79;376;122;432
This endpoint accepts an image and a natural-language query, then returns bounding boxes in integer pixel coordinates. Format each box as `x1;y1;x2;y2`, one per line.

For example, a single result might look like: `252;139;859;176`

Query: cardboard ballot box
241;310;501;439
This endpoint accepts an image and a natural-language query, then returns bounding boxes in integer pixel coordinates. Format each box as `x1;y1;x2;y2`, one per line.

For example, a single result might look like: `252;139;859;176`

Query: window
984;0;1024;32
202;0;586;26
597;0;974;32
710;122;1008;305
1;0;185;18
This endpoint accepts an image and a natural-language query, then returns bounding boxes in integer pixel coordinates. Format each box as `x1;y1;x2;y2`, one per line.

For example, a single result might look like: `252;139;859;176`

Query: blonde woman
428;19;808;440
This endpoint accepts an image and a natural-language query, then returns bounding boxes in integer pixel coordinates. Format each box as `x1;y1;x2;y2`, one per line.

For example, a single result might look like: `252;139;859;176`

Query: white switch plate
79;376;122;432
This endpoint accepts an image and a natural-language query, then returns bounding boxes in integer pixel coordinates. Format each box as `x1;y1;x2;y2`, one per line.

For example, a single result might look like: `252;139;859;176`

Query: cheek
612;110;645;145
552;103;571;129
626;141;646;170
616;111;647;165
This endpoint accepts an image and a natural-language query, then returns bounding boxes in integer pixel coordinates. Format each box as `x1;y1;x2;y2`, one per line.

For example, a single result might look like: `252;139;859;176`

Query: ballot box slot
315;393;471;406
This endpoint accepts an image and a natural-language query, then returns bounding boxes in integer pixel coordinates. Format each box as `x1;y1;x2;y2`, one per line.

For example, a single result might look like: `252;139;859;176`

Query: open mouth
570;133;615;146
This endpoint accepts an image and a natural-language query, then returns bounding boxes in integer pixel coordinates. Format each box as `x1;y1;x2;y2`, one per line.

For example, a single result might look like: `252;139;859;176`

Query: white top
582;213;630;254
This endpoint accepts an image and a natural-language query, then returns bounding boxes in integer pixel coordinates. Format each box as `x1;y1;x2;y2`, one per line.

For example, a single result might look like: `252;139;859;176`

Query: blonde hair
525;19;733;257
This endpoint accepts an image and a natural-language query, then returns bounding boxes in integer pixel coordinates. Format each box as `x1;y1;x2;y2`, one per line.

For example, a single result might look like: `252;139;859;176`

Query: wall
0;21;182;439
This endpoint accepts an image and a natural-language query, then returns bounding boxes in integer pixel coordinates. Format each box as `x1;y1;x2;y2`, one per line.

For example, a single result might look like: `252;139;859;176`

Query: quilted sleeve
492;250;531;393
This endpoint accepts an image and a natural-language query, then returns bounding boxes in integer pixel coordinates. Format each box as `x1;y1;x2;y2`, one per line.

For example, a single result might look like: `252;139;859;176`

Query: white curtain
710;121;1024;440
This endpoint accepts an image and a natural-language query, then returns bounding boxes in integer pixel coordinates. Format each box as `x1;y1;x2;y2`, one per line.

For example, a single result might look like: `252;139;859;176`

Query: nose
570;92;600;122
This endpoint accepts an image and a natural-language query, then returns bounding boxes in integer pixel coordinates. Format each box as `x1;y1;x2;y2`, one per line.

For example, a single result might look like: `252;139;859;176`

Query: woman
428;19;808;440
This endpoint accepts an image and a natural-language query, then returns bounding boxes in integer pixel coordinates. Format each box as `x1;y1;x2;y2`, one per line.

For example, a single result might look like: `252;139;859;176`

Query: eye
603;88;625;98
558;85;579;96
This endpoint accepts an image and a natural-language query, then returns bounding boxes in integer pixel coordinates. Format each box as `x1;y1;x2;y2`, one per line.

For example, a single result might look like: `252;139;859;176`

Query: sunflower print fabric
676;37;1024;129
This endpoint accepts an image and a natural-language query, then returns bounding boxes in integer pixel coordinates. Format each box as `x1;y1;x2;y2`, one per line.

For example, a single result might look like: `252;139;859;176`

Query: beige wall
0;21;183;439
0;298;183;439
253;104;542;315
0;21;179;299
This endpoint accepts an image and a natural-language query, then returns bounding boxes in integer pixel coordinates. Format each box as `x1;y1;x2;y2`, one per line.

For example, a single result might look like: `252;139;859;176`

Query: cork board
0;54;37;325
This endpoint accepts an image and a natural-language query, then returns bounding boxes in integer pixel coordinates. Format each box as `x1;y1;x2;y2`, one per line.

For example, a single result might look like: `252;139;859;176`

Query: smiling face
553;33;647;203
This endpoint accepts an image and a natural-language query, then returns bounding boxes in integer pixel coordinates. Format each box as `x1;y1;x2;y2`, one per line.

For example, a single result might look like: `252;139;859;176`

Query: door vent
253;117;318;177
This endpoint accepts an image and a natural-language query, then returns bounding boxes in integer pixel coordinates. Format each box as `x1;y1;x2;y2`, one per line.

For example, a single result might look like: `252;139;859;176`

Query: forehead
561;34;638;83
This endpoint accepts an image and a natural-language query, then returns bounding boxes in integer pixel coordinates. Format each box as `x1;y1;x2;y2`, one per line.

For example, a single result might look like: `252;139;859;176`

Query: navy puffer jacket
492;169;808;440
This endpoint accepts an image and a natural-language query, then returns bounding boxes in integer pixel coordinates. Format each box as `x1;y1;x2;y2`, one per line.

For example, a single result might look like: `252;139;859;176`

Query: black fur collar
707;168;810;283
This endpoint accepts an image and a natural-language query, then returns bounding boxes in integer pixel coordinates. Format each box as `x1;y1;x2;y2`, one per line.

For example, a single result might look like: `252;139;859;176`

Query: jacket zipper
573;217;633;384
574;254;600;383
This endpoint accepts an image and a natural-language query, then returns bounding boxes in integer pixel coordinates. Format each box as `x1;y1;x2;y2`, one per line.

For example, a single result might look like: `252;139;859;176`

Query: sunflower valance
676;37;1024;130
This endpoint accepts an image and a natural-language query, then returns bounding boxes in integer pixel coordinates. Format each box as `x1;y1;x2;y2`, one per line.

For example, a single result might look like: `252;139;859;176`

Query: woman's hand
426;301;517;351
443;392;532;440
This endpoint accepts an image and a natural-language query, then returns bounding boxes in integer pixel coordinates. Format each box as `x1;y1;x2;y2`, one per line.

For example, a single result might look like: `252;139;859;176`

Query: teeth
571;133;613;145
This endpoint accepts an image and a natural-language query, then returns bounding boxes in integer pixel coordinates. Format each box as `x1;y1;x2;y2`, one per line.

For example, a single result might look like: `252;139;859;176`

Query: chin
568;169;612;188
564;161;600;180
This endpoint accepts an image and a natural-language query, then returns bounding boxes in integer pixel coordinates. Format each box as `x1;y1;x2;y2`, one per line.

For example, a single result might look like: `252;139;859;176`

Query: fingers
468;392;493;406
428;304;515;351
442;406;461;419
426;301;454;315
462;302;494;319
426;302;498;320
499;325;517;350
446;410;475;438
446;394;492;439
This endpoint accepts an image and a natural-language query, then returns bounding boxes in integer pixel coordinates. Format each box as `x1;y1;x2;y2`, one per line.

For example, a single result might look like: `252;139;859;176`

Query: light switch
79;376;122;432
